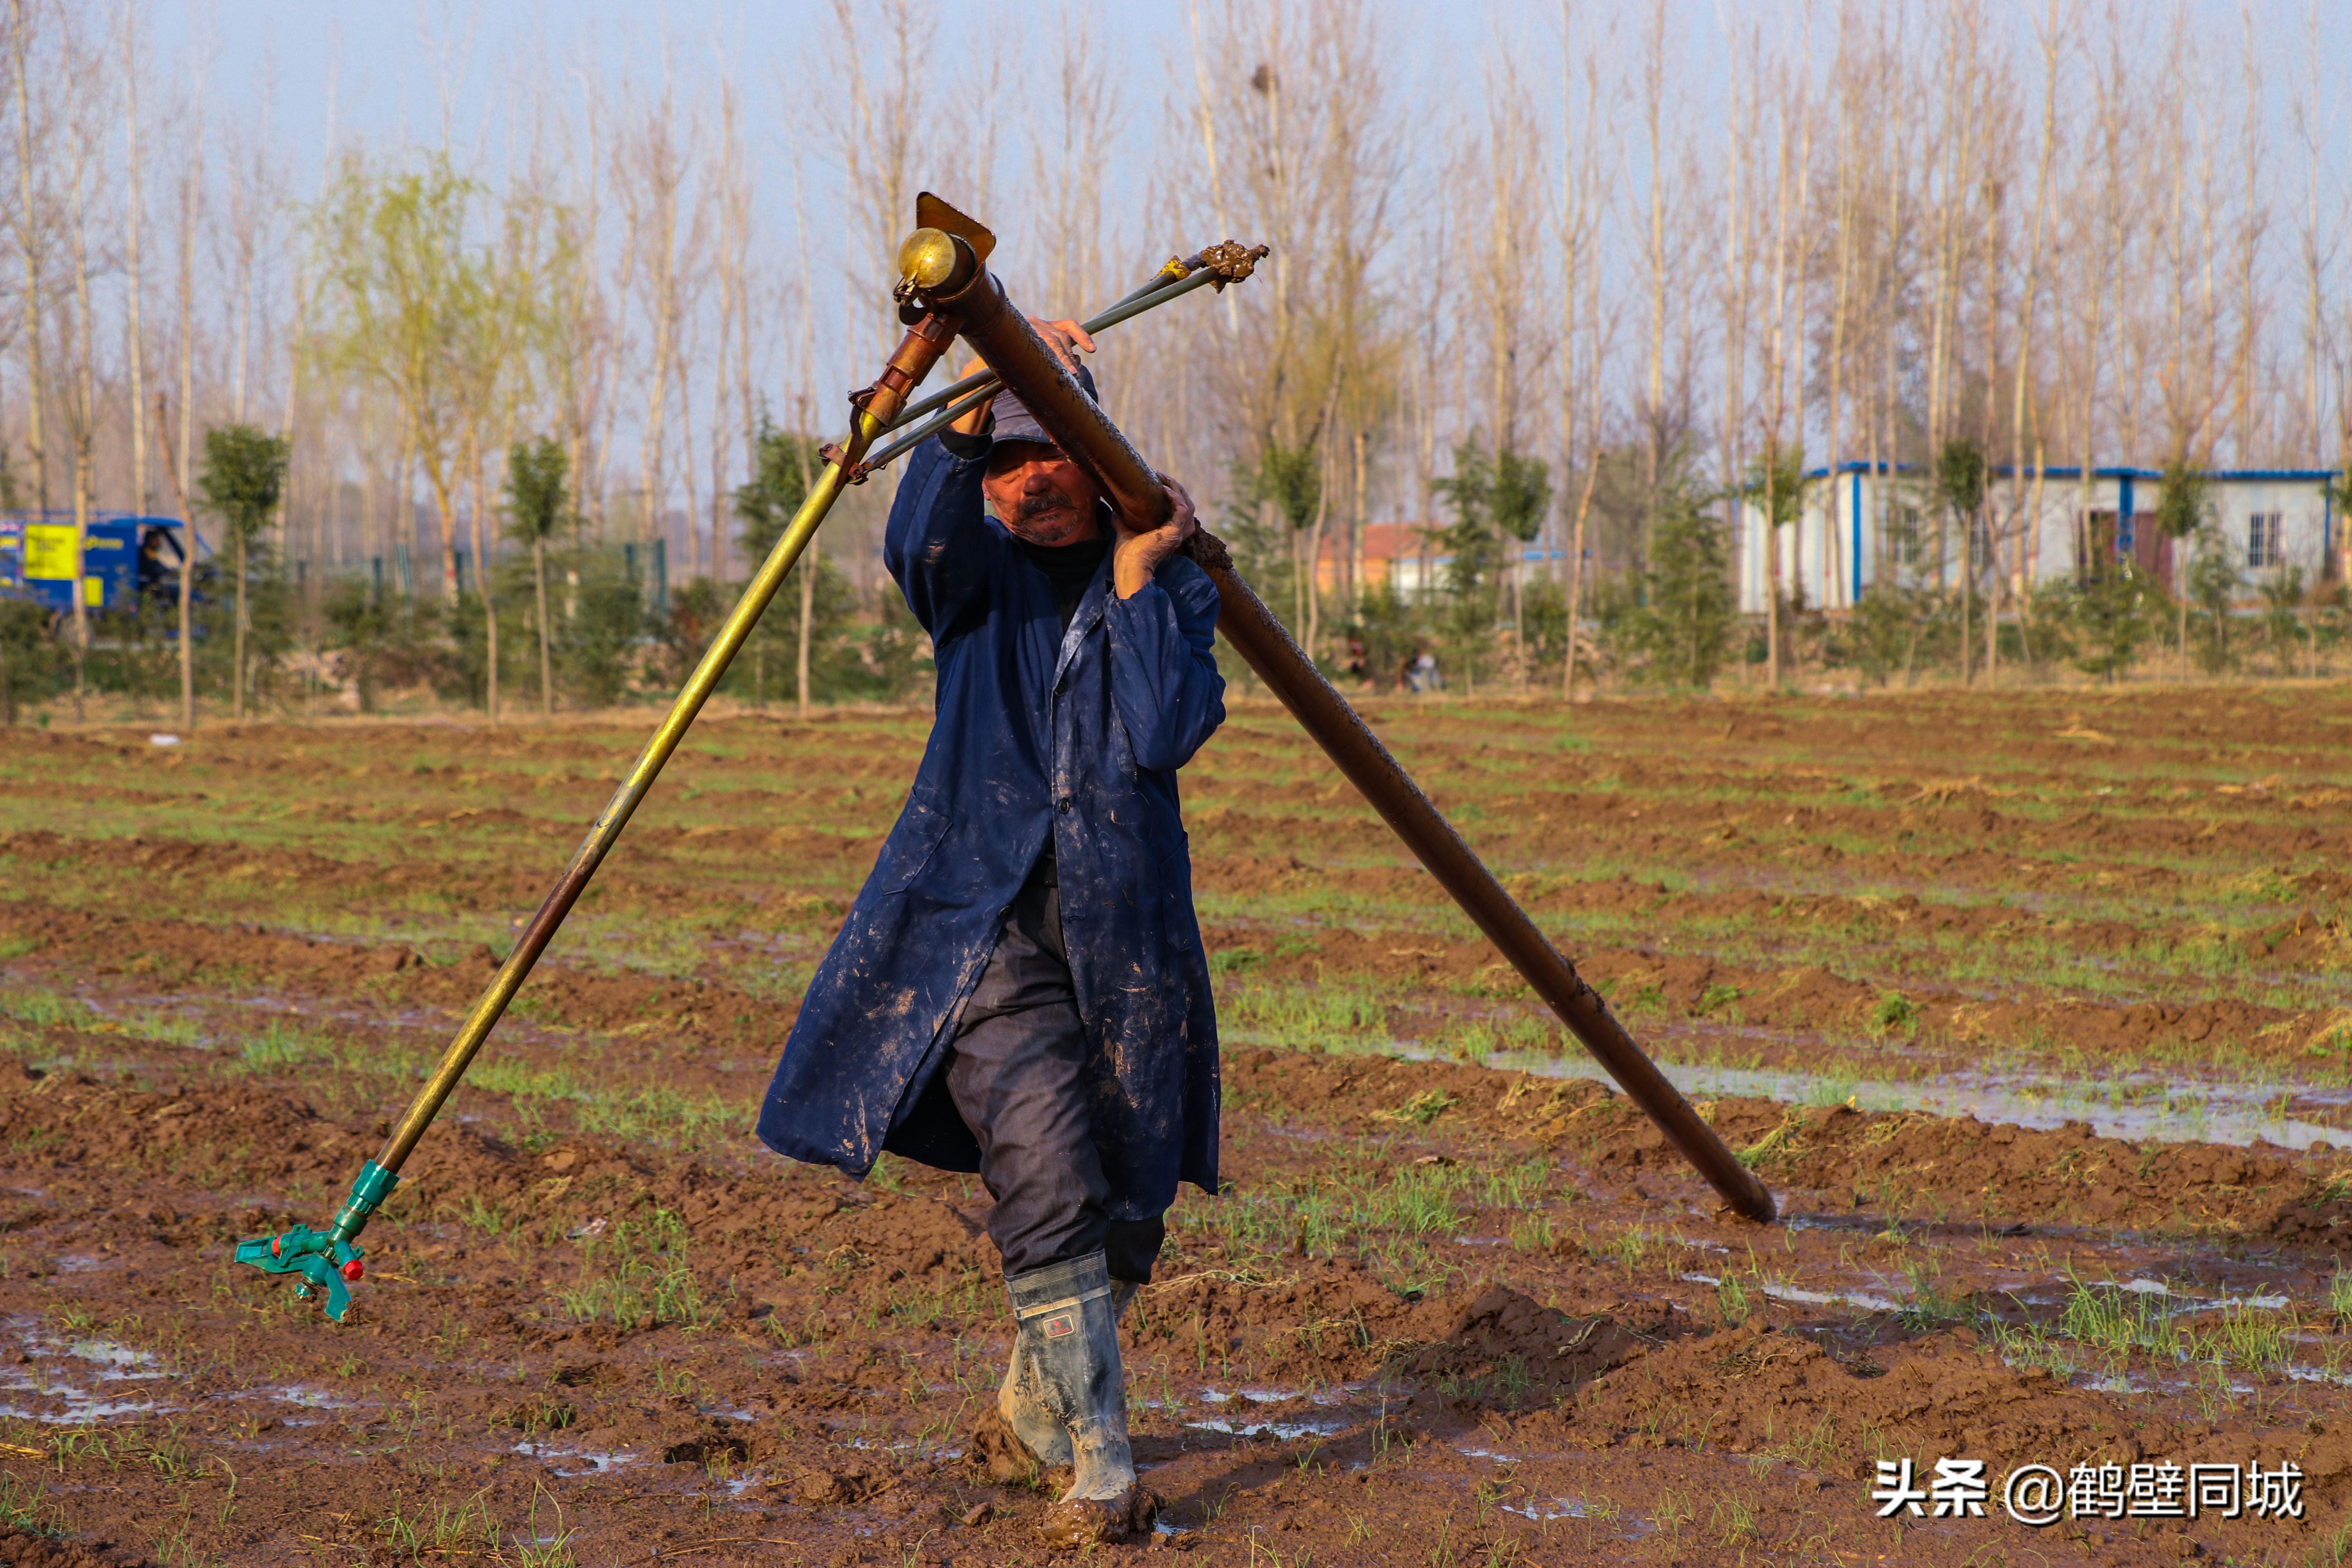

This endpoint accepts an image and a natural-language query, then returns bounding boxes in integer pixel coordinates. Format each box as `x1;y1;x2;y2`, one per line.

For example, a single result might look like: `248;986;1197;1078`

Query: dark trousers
945;875;1164;1283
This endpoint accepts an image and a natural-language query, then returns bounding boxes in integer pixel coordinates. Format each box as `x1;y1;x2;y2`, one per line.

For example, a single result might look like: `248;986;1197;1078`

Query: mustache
1017;492;1078;521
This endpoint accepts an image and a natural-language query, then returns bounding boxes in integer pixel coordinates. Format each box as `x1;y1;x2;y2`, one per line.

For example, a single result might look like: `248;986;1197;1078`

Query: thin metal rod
860;383;1000;475
1078;264;1222;336
886;367;998;435
885;266;1216;433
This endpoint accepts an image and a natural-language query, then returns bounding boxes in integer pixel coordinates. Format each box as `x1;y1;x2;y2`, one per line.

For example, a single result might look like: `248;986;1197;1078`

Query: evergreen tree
2070;569;2153;683
2149;459;2210;674
734;418;827;710
505;436;570;715
195;425;289;720
1623;459;1734;688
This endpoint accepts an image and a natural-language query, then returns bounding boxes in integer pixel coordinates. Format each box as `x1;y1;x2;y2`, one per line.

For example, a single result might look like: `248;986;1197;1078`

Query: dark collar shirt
756;435;1227;1216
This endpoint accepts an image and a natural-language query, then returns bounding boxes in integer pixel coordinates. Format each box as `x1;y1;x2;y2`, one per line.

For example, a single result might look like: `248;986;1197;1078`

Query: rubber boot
1007;1252;1154;1548
997;1276;1139;1471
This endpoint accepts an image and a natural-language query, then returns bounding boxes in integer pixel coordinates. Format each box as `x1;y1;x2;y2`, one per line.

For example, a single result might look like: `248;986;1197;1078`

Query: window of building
2246;512;2282;570
1886;502;1923;567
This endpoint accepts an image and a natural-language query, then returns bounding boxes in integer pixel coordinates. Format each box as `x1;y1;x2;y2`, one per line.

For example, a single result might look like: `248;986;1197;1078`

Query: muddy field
0;683;2350;1565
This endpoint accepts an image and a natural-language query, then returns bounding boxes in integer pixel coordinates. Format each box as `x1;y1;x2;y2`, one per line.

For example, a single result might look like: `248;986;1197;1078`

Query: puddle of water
1198;1388;1303;1406
1764;1281;1902;1312
2086;1281;2294;1316
274;1386;359;1410
1456;1445;1519;1462
1678;1272;1902;1313
59;1341;162;1381
0;1325;176;1424
1187;1417;1348;1441
514;1441;635;1477
0;1395;163;1425
1504;1498;1598;1521
1429;1047;2346;1151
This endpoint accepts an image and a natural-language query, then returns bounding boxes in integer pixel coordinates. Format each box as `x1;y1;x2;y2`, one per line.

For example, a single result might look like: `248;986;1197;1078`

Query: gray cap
987;362;1098;450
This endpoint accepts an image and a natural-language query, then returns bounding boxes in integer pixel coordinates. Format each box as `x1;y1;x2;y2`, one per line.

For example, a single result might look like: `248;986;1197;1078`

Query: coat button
1056;796;1074;813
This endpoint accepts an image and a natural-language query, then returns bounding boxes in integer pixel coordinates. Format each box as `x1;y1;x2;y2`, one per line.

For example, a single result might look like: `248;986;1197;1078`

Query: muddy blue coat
754;436;1225;1218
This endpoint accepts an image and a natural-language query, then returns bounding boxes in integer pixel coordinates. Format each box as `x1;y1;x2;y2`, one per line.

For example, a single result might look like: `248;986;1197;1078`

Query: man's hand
947;317;1097;436
1113;475;1198;599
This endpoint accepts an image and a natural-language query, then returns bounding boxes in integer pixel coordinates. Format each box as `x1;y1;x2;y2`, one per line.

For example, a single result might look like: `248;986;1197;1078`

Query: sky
122;0;2352;531
155;2;1243;193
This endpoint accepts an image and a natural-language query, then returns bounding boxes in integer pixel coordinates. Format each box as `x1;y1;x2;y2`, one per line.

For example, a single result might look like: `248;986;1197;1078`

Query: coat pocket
874;795;955;895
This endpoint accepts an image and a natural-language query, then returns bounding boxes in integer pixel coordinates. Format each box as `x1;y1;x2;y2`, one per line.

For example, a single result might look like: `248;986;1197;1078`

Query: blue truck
0;514;207;616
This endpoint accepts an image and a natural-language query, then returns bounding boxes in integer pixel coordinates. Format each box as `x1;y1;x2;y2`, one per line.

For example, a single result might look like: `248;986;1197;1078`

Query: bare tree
12;0;47;513
169;50;205;730
56;17;106;719
615;73;690;557
120;1;146;512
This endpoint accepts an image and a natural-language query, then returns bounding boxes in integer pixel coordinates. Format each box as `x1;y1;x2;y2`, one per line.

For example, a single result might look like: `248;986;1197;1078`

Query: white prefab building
1737;465;2343;614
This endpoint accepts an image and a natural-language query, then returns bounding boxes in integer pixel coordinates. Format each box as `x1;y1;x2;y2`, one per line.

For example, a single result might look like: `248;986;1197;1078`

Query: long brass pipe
933;264;1777;1225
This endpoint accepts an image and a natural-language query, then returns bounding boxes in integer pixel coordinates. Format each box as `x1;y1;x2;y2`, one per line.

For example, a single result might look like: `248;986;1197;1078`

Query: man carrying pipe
755;318;1219;1548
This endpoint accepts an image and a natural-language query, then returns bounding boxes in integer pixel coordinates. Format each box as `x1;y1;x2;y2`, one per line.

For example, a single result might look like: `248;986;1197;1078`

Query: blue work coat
755;436;1226;1218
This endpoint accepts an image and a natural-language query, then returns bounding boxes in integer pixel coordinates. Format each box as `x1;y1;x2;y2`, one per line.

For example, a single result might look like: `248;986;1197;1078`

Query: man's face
983;442;1103;547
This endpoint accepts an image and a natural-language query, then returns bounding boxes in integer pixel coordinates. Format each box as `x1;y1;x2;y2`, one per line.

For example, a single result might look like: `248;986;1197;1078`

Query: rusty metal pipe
941;264;1776;1225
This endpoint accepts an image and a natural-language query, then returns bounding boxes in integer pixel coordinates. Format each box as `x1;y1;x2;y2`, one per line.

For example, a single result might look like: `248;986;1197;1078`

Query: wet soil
0;687;2348;1564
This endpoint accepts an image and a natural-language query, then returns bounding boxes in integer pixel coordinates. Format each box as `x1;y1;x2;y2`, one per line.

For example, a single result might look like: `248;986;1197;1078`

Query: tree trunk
68;439;87;720
156;392;194;732
13;0;45;514
122;11;146;512
233;534;247;722
1563;456;1599;702
1985;526;2000;687
795;535;816;719
1960;519;1973;686
430;462;459;605
469;429;499;722
66;131;95;723
534;534;553;715
1764;470;1780;690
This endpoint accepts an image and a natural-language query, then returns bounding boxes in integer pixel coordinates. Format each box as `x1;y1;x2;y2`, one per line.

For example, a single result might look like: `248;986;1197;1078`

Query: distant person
756;318;1223;1548
1407;648;1441;693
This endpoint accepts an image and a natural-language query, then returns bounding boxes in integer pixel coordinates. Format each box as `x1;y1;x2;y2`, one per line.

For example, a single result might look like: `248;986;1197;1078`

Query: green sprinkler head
233;1160;399;1323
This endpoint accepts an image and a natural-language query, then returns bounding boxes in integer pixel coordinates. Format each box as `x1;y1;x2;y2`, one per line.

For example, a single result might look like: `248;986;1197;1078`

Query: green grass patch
1223;980;1390;1053
560;1208;718;1328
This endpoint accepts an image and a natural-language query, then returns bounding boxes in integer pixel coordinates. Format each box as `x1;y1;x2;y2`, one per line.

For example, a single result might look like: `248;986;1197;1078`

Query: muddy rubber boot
1007;1252;1156;1548
996;1275;1142;1472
